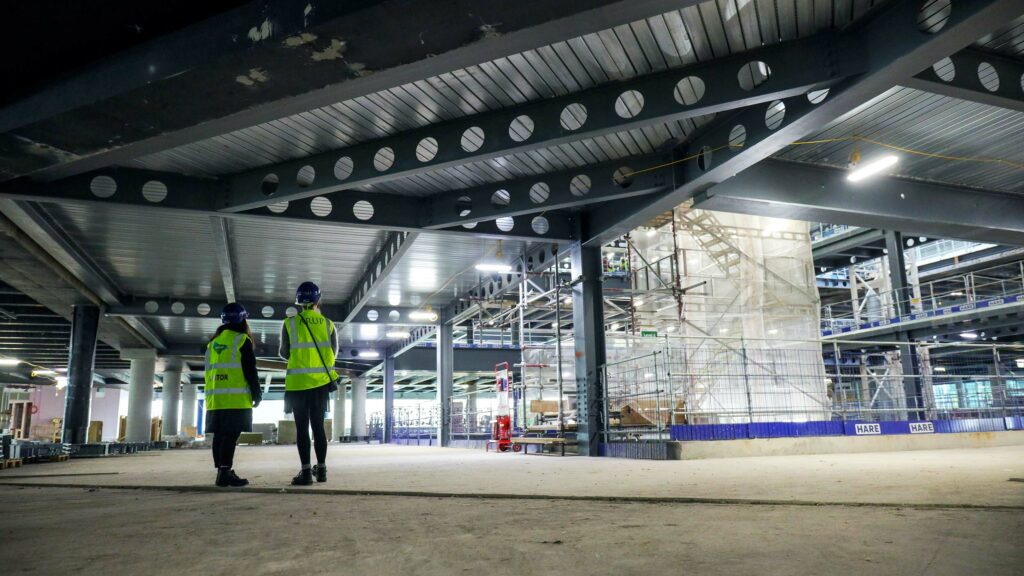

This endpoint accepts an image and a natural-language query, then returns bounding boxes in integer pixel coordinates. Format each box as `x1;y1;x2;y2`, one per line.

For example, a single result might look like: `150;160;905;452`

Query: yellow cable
788;135;1024;171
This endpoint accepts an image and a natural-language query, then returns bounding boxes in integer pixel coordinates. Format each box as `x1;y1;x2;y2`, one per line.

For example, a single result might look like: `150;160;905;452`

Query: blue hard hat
295;281;322;305
220;302;248;324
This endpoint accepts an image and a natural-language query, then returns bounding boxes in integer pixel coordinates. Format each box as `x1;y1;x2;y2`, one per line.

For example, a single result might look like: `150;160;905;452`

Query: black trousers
212;429;242;469
288;386;329;467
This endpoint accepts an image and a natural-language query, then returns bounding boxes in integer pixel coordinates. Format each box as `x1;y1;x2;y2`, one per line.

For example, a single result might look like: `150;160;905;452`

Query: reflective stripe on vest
204;330;252;410
284;310;338;391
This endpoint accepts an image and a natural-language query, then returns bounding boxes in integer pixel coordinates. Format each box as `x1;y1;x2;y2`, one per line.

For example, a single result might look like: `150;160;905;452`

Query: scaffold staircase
677;208;742;276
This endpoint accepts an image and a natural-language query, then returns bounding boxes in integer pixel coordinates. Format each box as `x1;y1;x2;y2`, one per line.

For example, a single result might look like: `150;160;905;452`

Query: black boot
226;470;249;487
216;467;231;487
312;464;327;483
291;468;313;486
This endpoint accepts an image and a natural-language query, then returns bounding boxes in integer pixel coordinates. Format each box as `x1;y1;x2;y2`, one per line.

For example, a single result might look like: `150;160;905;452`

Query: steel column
383;353;396;443
61;304;100;444
351;377;368;441
123;349;157;442
436;313;454;447
570;226;606;456
160;360;183;437
885;231;923;418
180;383;198;436
333;386;347;441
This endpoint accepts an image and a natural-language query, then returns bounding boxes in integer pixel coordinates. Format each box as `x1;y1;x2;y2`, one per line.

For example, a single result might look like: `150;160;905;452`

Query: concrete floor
1;444;1022;575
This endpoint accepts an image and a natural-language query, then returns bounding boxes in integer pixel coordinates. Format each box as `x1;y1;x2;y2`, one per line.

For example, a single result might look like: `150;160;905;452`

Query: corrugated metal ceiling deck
124;0;885;180
42;203;226;299
774;87;1024;195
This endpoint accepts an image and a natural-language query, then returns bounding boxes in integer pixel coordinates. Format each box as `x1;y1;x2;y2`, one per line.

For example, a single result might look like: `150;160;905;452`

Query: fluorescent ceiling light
55;376;68;389
933;366;947;373
959;331;978;340
32;369;57;376
847;155;898;182
386;331;411;339
358;351;381;359
475;263;512;273
409;310;438;321
0;358;20;366
768;329;779;335
949;291;963;297
646;229;657;237
388;290;402;306
643;373;654;379
1015;359;1024;368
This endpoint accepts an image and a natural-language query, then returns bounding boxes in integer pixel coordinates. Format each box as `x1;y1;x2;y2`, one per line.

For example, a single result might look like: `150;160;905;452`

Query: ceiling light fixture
847;155;898;182
358;351;381;359
409;309;438;322
475;263;512;273
385;330;411;339
959;331;978;340
32;369;56;376
933;366;947;373
0;358;20;366
646;228;657;237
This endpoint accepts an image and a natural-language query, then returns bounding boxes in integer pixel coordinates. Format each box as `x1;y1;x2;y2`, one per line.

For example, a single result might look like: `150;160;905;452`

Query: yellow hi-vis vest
204;329;253;410
284;309;338;391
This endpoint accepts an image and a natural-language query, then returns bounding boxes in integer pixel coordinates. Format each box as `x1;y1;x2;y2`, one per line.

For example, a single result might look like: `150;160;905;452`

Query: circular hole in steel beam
614;90;645;118
613;167;634;188
310;197;333;217
529;182;549;204
373;147;395;172
197;303;211;316
559;103;587;131
297;165;316;187
415;137;438;162
491;189;511;208
141;180;167;203
764;100;786;130
456;195;472;217
697;147;713;171
738;61;771;91
462;222;478;229
261;306;274;318
728;124;747;149
673;76;705;106
353;200;374;221
495;217;514;232
570;175;591;197
932;57;955;82
261;173;279;196
268;201;289;214
508;115;534;142
144;300;159;314
367;309;379;322
978;62;1000;92
388;310;400;322
916;0;952;34
531;217;549;235
286;306;298;317
90;175;117;198
171;302;185;315
461;126;485;152
807;89;830;104
334;156;354;180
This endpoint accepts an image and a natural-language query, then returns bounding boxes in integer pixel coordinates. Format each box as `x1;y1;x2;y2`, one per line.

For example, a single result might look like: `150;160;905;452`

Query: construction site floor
1;444;1021;575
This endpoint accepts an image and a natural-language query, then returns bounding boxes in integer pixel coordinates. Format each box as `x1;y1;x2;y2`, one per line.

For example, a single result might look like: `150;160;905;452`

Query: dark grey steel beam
386;325;438;358
224;32;852;212
570;226;606;457
107;297;436;325
209;217;238;303
906;48;1024;112
340;231;417;323
393;346;522;373
12;0;710;181
0;168;573;242
585;0;1023;245
694;160;1024;246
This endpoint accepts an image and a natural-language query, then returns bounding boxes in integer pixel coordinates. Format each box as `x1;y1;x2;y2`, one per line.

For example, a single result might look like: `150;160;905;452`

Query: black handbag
297;313;340;393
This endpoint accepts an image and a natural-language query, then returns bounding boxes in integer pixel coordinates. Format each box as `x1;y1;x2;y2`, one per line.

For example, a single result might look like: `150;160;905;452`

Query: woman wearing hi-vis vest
204;303;262;487
280;281;339;486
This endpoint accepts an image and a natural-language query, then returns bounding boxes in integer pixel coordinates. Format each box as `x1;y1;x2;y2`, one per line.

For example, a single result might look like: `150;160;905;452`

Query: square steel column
885;230;923;418
61;305;100;444
383;353;396;443
571;238;606;456
436;313;453;447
